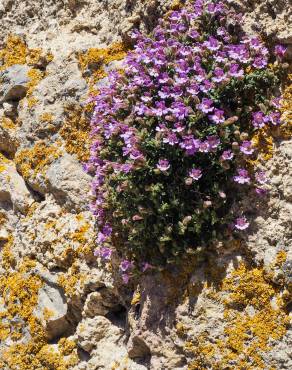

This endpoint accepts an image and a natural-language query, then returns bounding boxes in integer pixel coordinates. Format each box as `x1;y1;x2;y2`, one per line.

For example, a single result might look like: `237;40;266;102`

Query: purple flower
103;224;112;237
252;111;268;128
120;260;133;272
157;159;170;171
171;101;189;120
268;112;281;125
209;109;225;124
207;135;220;150
163;132;179;146
197;98;214;114
229;63;244;78
240;140;254;155
129;149;144;161
122;273;130;284
221;150;234;161
275;45;287;59
142;262;153;272
189;29;200;39
234;216;249;230
204;36;220;51
212;67;226;83
180;135;201;155
215;51;227;63
94;247;112;260
255;171;268;185
97;232;107;244
249;37;262;50
253;56;267;69
234;169;251;184
189;168;202;180
187;83;200;95
271;97;281;109
199;141;210;153
121;163;133;173
255;187;268;196
200;79;213;93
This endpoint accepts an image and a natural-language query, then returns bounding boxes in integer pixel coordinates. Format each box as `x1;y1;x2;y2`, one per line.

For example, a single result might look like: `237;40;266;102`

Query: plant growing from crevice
87;0;287;281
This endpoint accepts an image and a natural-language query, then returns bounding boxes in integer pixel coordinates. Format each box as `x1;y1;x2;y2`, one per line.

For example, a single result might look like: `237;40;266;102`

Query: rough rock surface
0;0;291;369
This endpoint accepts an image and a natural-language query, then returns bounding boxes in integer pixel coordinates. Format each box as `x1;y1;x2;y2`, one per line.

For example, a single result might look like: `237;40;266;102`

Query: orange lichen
15;141;61;180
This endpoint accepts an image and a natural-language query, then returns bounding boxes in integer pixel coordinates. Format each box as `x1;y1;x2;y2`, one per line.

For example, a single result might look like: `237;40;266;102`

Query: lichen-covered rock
0;0;291;369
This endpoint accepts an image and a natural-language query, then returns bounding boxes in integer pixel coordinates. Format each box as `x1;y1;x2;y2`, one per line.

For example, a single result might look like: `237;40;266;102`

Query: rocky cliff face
0;1;291;369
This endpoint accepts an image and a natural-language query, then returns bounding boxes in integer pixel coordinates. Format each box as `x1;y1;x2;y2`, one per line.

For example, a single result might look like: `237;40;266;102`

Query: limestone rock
34;278;69;340
77;316;122;353
0;161;34;213
46;154;92;211
0;65;30;102
82;289;120;318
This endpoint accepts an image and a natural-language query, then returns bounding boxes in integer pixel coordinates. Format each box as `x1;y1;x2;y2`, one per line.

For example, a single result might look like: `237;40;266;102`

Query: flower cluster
88;0;285;279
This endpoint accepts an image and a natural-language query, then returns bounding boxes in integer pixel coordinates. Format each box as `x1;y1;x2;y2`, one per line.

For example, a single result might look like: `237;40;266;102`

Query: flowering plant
88;0;286;276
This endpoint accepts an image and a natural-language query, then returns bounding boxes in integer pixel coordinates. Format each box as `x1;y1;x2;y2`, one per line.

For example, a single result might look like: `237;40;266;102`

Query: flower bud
240;132;249;141
232;141;239;150
182;216;192;225
203;201;212;208
185;177;193;186
221;161;230;170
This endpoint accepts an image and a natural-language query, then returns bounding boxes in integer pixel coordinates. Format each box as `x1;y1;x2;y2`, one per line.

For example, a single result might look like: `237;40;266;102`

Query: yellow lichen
77;42;128;86
60;104;91;162
57;262;86;298
15;141;61;180
1;236;16;270
251;128;274;161
0;117;16;130
39;112;54;123
0;35;27;69
131;290;141;306
43;307;55;321
0;152;11;173
280;74;292;136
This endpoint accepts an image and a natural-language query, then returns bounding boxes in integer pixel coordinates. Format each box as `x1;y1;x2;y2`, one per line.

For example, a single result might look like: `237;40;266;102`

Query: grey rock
34;279;69;340
46;154;92;211
0;64;30;102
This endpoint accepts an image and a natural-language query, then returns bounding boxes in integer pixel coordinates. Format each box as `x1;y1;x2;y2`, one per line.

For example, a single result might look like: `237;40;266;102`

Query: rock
34;279;69;340
0;227;9;241
0;65;30;102
63;78;87;98
127;336;151;359
0;119;19;154
82;288;119;317
46;154;92;211
0;161;34;213
77;316;122;353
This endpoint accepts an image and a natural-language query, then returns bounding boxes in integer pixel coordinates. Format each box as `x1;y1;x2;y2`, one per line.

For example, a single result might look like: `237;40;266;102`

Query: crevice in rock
105;305;127;330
